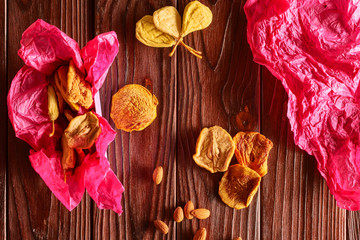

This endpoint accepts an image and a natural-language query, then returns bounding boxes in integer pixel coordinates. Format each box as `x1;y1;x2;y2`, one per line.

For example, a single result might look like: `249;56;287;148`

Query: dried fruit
61;134;76;172
193;228;207;240
193;126;235;173
54;61;93;111
47;85;59;137
182;1;213;37
64;112;101;149
233;132;273;177
184;200;195;219
67;60;93;109
191;208;210;219
136;15;176;48
153;166;163;185
135;1;212;58
52;83;65;113
173;206;184;223
154;220;169;234
219;164;261;210
153;6;181;39
234;237;242;240
110;84;159;132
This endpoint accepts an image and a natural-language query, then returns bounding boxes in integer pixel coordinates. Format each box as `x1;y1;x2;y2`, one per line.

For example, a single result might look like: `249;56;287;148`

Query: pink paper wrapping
7;19;124;214
245;0;360;210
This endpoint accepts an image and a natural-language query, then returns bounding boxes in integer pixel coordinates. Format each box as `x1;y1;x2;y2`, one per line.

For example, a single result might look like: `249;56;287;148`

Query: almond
193;228;207;240
184;200;195;219
173;206;184;223
153;166;163;184
154;220;168;234
191;208;210;220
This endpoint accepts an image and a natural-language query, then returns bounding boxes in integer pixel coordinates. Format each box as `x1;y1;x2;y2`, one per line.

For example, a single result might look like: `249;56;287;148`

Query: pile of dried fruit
193;126;273;209
136;1;213;59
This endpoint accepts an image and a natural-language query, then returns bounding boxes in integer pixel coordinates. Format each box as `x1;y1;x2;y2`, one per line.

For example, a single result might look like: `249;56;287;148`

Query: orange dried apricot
193;126;235;173
233;132;273;177
219;164;261;209
110;84;159;132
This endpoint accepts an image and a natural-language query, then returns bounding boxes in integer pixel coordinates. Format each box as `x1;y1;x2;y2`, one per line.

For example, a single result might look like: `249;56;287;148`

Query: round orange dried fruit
233;132;273;177
219;164;261;209
110;84;159;132
193;126;235;173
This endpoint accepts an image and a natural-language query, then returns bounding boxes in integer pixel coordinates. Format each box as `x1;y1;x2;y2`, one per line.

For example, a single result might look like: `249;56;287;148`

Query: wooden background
3;0;360;239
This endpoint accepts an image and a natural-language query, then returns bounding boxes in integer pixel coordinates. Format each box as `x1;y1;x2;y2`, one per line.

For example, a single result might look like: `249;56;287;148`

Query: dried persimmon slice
193;126;235;173
219;164;261;209
110;84;159;132
233;132;273;177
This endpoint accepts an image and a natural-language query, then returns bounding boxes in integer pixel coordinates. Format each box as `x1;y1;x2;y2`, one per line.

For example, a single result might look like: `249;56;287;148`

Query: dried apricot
219;164;261;209
110;84;159;132
193;126;235;173
233;132;273;177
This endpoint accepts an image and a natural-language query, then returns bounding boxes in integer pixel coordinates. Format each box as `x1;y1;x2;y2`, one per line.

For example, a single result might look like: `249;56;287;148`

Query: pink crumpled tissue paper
7;19;124;214
245;0;360;210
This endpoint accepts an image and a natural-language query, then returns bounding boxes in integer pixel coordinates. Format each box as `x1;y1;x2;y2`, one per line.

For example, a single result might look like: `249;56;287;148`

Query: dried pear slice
193;126;235;173
110;84;159;132
153;6;181;39
181;1;213;37
64;112;101;149
136;15;176;48
219;164;261;209
54;66;80;111
233;132;273;177
67;60;93;109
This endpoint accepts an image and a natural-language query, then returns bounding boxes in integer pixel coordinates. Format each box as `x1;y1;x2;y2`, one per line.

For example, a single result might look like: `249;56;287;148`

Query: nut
153;166;163;185
193;228;207;240
154;220;168;234
184;200;195;219
173;206;184;223
191;208;210;220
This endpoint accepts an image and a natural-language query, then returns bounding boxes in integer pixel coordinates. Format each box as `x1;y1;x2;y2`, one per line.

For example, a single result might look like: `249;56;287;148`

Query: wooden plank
176;0;260;239
93;0;177;239
260;67;347;239
7;1;92;239
0;0;6;239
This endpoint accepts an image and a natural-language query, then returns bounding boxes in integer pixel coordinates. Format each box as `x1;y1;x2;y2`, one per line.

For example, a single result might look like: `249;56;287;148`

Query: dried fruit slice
153;6;181;39
64;112;101;149
67;60;93;109
110;84;159;132
219;164;261;209
193;126;235;173
136;15;176;48
233;132;273;177
55;65;80;111
181;1;213;37
47;85;59;137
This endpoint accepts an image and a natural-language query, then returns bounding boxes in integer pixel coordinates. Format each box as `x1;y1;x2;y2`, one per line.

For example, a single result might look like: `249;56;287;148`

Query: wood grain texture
4;0;360;239
1;0;6;239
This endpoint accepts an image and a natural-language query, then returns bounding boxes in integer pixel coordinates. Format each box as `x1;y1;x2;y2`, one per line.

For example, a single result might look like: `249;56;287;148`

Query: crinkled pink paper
245;0;360;210
7;19;124;214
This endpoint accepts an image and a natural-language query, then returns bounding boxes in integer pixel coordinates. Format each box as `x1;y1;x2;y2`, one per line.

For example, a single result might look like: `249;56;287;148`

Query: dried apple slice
193;126;235;173
233;132;273;177
219;164;261;209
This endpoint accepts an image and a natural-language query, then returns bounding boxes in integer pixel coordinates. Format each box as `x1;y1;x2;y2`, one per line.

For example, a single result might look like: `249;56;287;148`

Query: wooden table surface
3;0;360;239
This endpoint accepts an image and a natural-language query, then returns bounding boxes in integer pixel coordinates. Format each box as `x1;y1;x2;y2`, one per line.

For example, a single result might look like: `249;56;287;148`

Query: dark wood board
4;0;360;239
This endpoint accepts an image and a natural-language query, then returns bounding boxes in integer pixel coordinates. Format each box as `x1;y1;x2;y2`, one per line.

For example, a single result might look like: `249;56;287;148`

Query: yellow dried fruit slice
61;135;76;172
136;15;176;48
54;66;80;111
193;126;235;173
110;84;159;132
67;60;93;109
64;112;101;149
47;85;59;137
219;164;261;209
233;132;273;177
153;6;181;39
181;1;213;37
